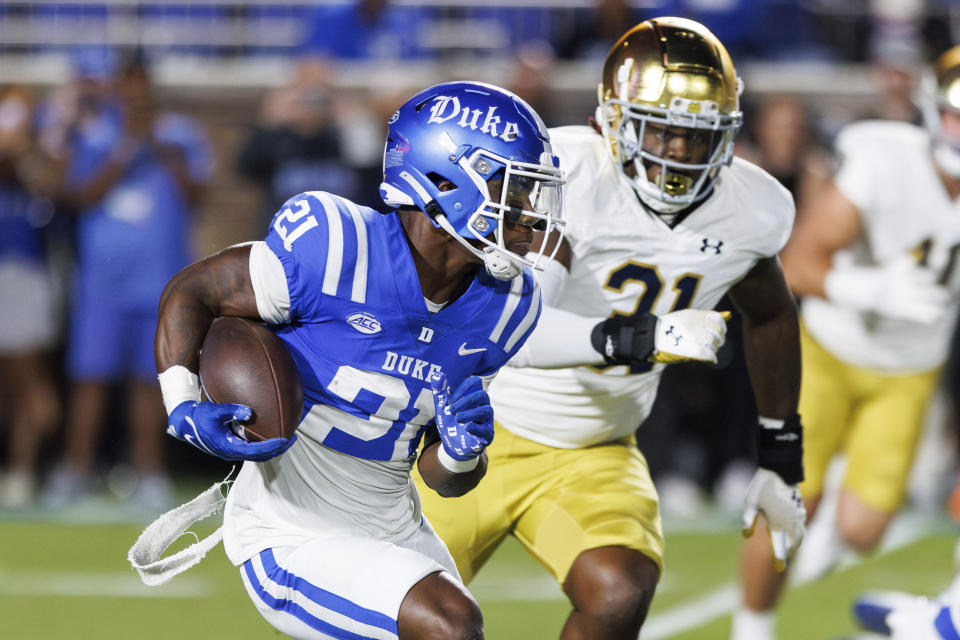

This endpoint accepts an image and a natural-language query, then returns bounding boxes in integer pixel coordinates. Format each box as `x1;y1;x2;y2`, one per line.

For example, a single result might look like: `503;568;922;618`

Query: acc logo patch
346;312;382;335
388;110;400;124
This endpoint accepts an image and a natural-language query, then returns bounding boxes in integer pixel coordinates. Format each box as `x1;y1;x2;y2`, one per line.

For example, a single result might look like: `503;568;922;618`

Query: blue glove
167;401;297;462
431;373;494;461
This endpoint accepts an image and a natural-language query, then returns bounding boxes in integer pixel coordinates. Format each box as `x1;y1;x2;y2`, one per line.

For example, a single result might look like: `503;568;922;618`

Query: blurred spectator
237;57;368;227
0;85;60;508
864;30;924;124
504;41;561;127
738;95;832;216
554;0;638;61
300;0;430;61
41;52;213;512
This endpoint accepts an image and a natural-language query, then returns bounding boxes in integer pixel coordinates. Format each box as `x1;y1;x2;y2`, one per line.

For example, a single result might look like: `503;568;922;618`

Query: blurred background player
0;84;60;507
416;18;806;638
732;43;960;640
40;52;213;512
152;81;564;639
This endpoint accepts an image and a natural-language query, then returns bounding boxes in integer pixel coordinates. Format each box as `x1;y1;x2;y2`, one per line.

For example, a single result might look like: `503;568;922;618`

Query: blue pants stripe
936;605;960;640
244;549;398;639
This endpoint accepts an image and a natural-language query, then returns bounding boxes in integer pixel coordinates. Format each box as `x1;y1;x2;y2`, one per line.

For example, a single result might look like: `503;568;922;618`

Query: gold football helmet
596;17;743;213
925;44;960;177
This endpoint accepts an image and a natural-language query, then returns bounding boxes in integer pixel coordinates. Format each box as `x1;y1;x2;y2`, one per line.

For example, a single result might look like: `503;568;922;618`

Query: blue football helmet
380;81;565;280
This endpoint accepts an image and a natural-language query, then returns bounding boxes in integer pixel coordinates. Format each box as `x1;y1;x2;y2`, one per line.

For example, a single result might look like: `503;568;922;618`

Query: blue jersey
264;191;541;463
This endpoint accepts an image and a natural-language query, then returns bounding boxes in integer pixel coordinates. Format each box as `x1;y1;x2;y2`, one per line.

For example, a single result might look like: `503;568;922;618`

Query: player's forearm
780;240;832;299
417;442;487;498
510;305;607;368
741;302;801;419
155;246;259;372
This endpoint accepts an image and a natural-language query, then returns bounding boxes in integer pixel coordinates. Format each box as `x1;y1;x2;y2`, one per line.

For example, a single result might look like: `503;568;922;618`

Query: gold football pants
414;425;664;585
798;325;940;513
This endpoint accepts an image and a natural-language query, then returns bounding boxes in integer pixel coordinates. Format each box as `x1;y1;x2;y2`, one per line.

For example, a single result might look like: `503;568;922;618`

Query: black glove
757;413;804;485
590;314;657;365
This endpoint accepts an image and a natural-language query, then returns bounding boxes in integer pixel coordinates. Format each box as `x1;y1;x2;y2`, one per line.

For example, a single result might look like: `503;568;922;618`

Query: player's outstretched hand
591;310;729;365
825;258;951;325
742;468;806;572
651;309;730;364
881;261;951;324
430;373;494;462
167;400;297;462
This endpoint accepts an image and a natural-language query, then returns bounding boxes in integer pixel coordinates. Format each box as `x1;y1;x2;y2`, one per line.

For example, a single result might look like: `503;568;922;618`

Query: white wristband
758;416;785;430
436;444;480;474
157;365;201;415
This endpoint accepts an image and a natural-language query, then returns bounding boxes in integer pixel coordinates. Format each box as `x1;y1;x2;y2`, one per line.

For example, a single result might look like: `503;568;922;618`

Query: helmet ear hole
426;172;456;192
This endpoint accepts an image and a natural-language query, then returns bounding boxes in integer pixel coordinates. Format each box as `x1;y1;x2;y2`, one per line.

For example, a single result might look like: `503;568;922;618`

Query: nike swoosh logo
458;343;487;356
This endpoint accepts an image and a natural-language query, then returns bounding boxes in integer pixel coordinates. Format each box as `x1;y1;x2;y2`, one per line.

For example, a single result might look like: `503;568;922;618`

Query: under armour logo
700;238;724;254
604;335;615;357
665;324;682;346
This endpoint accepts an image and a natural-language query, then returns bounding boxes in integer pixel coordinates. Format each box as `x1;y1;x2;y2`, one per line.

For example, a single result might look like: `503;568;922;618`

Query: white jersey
491;126;795;449
803;121;960;373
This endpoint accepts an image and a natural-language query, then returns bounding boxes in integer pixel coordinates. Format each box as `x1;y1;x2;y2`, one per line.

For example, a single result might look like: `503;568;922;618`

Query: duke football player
733;44;960;640
152;81;570;640
415;17;805;638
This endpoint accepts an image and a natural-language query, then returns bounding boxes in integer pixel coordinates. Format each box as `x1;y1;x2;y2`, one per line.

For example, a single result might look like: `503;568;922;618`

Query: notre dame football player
415;17;805;638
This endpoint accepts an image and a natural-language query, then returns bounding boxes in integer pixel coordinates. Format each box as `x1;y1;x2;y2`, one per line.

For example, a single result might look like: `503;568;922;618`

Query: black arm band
590;314;657;365
756;413;804;485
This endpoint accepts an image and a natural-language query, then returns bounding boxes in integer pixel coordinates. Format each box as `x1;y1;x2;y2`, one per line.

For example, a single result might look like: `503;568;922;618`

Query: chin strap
481;245;522;280
432;212;522;281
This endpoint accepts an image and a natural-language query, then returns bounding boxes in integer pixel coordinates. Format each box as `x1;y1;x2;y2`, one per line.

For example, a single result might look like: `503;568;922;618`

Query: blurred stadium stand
0;0;953;255
0;2;951;103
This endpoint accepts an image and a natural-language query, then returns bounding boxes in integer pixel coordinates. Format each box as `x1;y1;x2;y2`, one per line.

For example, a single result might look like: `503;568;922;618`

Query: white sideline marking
0;571;212;598
639;514;935;639
642;584;739;639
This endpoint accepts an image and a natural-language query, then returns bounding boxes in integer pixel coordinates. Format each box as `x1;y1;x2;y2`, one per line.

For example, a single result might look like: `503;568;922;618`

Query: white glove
742;468;806;572
652;309;730;364
824;258;950;324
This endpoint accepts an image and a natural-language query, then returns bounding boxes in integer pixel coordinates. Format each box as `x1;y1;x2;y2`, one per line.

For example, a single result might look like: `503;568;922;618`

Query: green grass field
0;493;955;640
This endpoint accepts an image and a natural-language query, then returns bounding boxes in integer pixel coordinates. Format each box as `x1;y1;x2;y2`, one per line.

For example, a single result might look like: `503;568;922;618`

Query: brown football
199;316;303;442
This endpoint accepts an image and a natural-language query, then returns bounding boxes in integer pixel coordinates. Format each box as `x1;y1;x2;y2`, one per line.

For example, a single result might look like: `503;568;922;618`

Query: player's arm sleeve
832;126;876;215
508;260;606;368
248;241;291;325
264;192;338;321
